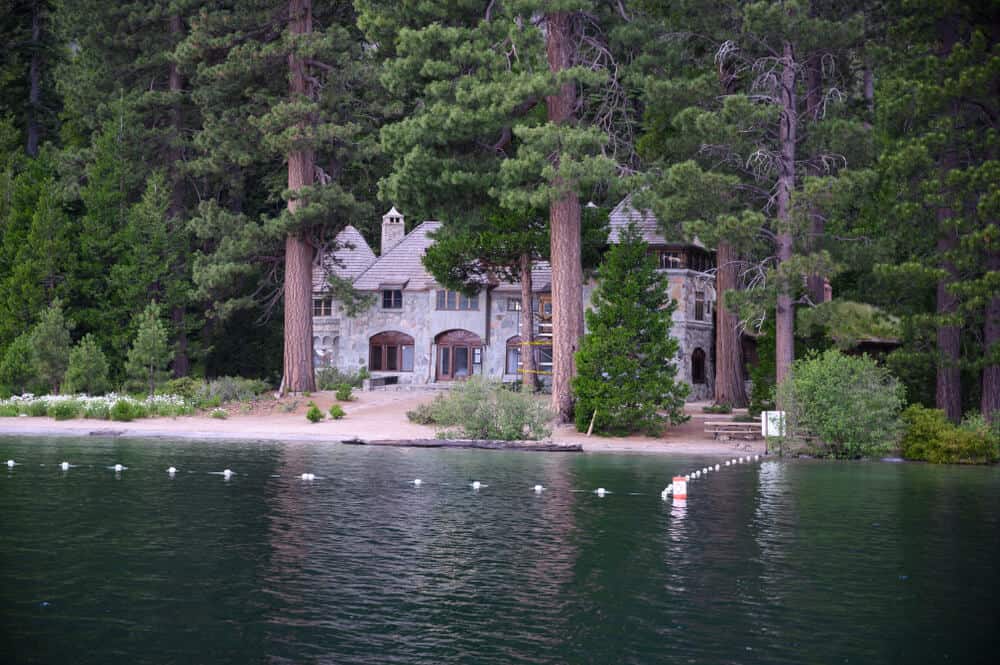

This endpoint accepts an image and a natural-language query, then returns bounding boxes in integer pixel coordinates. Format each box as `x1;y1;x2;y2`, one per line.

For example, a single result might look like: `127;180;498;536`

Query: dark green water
1;437;998;664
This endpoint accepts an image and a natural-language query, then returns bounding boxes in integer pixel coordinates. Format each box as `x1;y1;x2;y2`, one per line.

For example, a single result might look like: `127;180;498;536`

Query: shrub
703;403;733;414
329;404;345;419
64;334;111;395
210;408;228;420
125;302;171;396
163;377;201;400
83;401;110;420
317;367;365;390
280;399;299;413
406;402;436;425
31;300;72;393
195;376;269;406
410;376;551;440
335;383;354;401
776;350;905;458
0;403;19;417
110;399;147;422
901;406;999;464
0;332;39;396
306;403;324;423
27;400;49;417
47;400;82;420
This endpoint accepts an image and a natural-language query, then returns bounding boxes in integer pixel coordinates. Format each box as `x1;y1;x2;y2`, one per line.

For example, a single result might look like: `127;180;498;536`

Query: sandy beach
0;389;766;456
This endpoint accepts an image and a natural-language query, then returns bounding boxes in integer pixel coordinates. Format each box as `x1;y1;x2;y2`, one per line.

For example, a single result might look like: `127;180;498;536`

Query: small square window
507;298;522;311
382;289;402;309
313;297;332;317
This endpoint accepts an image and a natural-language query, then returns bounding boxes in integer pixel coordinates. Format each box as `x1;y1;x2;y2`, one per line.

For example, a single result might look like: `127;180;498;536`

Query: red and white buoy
672;475;688;501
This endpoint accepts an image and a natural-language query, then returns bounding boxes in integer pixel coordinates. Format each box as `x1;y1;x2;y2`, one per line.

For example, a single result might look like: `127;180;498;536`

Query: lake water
1;436;998;664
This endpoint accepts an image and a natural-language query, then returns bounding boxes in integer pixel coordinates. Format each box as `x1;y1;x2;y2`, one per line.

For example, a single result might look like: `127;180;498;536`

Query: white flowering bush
0;392;194;420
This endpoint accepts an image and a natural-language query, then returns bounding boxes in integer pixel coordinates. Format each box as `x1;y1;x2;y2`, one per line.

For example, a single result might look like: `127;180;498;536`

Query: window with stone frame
382;289;403;309
507;297;522;311
369;331;414;372
694;291;706;321
312;297;333;317
436;289;478;310
506;336;521;374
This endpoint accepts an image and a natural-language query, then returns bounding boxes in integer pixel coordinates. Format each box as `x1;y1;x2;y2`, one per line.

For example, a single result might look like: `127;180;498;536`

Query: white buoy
725;460;731;466
167;466;177;475
6;459;15;467
113;464;124;472
703;467;709;474
222;469;233;479
412;479;422;486
684;475;690;482
300;473;315;481
533;484;544;493
595;487;607;497
754;454;760;461
60;461;70;470
471;481;482;490
715;464;721;471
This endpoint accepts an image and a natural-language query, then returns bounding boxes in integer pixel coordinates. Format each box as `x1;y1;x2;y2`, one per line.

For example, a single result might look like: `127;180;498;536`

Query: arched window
435;329;482;381
370;331;414;372
692;348;706;384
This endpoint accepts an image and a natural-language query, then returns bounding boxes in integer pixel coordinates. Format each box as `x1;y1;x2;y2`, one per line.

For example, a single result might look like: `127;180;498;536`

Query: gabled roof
352;221;443;291
608;195;706;249
312;225;377;291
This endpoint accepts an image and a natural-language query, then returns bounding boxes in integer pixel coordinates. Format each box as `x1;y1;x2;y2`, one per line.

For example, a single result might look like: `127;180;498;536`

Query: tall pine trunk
714;241;747;407
545;11;584;422
282;0;317;394
983;243;1000;422
26;1;41;157
519;252;539;392
935;22;961;422
168;13;190;377
774;41;797;386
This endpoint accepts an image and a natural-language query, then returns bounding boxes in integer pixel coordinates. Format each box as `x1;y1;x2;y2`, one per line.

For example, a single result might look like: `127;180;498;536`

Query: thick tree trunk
936;225;961;422
168;13;189;377
545;11;584;422
26;1;41;156
775;41;797;387
282;0;317;394
519;252;538;392
983;243;1000;422
714;241;747;407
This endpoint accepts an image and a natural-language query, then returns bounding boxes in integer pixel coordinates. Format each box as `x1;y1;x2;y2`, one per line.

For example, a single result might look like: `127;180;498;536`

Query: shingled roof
311;225;377;291
352;221;443;291
608;195;705;248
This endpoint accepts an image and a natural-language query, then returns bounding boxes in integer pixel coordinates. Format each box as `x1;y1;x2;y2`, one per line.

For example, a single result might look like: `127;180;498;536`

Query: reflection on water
1;437;998;665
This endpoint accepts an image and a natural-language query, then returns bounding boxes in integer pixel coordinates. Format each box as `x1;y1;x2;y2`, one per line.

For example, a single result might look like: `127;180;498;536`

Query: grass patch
406;377;552;440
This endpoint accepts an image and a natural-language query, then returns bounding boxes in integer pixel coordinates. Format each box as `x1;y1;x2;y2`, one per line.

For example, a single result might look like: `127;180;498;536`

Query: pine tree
126;302;170;396
573;224;688;435
64;333;110;395
30;298;72;393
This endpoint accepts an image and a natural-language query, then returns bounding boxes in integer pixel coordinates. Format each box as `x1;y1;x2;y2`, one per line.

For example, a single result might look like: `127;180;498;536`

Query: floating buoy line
3;453;766;503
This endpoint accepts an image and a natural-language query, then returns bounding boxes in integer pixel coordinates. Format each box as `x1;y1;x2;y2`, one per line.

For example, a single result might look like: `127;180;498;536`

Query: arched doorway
369;331;415;372
435;329;482;381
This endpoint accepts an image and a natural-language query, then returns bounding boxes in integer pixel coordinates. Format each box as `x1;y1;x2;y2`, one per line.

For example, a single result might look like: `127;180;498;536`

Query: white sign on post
761;411;786;437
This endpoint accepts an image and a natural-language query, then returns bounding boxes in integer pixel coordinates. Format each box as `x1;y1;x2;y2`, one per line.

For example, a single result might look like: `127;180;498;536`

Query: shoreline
0;390;766;456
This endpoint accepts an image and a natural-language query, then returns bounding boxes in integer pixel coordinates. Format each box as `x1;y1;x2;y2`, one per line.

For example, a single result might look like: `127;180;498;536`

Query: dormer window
312;297;333;317
382;289;403;309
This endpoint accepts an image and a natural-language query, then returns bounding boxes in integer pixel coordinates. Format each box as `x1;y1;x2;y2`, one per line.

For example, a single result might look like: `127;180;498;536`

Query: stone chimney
381;206;405;255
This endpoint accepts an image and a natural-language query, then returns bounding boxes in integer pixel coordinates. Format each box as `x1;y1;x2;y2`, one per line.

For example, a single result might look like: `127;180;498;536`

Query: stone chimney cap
384;206;403;219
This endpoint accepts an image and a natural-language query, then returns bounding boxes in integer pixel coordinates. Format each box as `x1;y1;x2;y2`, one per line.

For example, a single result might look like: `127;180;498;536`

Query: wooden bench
704;420;761;440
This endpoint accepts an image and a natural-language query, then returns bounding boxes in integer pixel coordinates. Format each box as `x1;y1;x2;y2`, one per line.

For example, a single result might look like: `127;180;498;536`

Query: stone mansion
311;198;717;400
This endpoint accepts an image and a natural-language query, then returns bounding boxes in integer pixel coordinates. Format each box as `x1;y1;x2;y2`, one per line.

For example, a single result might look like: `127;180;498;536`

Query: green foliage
305;403;324;423
110;399;147;422
0;332;40;396
777;350;906;459
703;403;732;414
317;367;365;390
748;318;777;417
328;404;345;420
573;225;689;435
194;377;270;405
0;403;18;417
210;408;228;420
31;299;72;393
26;400;48;416
162;377;201;401
82;401;110;420
407;376;552;441
63;334;110;395
125;303;170;396
900;406;999;465
47;399;81;420
797;301;900;351
335;384;354;402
